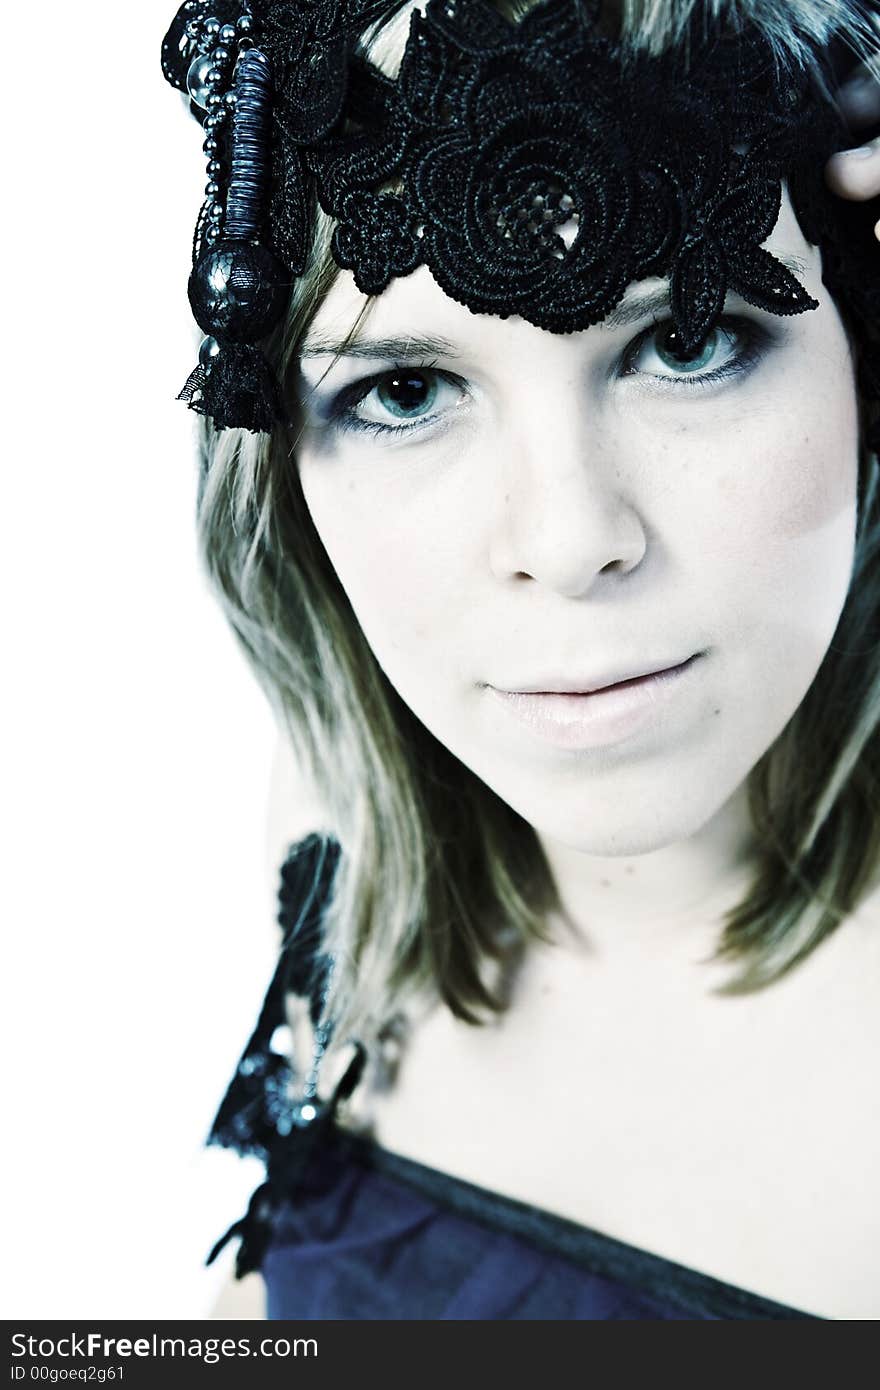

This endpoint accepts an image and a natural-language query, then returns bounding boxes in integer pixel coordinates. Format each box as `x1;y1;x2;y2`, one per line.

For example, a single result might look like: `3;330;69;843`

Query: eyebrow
299;333;460;361
600;251;809;329
298;251;810;358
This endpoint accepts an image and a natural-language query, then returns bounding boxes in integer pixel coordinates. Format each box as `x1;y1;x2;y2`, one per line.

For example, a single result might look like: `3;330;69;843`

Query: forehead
300;190;819;361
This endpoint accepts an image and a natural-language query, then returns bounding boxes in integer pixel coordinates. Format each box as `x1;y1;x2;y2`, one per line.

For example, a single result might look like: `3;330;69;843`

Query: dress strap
205;831;366;1276
206;1040;366;1277
207;832;340;1159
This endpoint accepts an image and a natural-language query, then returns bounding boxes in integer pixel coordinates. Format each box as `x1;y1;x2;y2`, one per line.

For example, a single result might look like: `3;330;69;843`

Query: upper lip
491;652;700;695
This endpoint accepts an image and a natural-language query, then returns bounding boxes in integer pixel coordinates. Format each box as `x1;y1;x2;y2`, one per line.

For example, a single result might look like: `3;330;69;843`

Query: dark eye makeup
304;313;777;442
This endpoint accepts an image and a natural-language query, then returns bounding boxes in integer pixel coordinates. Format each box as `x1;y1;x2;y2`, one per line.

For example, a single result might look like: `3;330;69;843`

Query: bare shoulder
209;1272;266;1320
773;866;880;1024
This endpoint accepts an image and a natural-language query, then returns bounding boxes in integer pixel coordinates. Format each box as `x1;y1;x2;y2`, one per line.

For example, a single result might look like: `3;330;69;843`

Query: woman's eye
624;316;767;387
310;316;769;442
328;368;466;436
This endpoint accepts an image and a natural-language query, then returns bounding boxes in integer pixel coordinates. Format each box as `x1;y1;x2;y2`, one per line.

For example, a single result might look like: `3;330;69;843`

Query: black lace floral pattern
260;0;392;275
260;0;390;143
305;0;846;349
162;0;880;439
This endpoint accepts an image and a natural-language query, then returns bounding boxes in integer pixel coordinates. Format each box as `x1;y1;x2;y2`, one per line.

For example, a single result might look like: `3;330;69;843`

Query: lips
486;653;705;751
492;652;702;695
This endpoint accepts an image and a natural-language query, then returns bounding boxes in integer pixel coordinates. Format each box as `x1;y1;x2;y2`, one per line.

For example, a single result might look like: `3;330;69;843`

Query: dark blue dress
207;834;818;1321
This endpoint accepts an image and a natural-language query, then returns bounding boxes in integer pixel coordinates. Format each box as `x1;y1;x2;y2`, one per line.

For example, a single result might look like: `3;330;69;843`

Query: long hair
194;0;880;1064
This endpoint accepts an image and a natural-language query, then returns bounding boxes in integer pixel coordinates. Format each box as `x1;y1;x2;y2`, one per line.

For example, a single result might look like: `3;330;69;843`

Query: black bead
199;334;221;366
187;239;290;341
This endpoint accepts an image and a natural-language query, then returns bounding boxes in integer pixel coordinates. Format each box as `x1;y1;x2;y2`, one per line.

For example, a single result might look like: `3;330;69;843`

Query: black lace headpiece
161;0;880;442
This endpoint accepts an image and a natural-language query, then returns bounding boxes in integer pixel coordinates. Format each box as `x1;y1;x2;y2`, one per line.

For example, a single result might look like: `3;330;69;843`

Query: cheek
297;459;476;692
720;389;856;547
690;370;859;718
715;407;857;549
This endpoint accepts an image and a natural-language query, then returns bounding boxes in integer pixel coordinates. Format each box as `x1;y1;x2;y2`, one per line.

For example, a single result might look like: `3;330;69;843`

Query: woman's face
294;190;861;856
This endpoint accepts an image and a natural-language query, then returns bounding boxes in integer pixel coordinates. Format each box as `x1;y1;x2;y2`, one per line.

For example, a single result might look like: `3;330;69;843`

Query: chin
529;802;727;859
478;753;751;859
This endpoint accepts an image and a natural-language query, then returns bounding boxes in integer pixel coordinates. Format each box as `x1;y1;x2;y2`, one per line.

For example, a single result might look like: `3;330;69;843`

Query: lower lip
487;654;704;751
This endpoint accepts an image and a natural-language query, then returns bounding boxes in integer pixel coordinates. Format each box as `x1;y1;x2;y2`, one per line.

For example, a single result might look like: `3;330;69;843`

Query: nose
488;404;649;598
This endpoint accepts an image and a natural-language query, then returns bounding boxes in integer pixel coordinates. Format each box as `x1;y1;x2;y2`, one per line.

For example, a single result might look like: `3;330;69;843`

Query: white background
3;1;293;1316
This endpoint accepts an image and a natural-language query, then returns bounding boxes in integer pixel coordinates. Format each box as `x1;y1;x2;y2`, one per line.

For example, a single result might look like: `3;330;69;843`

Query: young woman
162;0;880;1318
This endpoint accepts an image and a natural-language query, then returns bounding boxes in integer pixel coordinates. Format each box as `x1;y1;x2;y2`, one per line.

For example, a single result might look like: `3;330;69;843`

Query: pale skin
296;191;859;899
212;137;880;1318
294;187;880;1320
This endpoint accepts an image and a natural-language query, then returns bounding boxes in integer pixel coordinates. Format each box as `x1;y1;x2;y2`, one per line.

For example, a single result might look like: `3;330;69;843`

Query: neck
537;781;759;966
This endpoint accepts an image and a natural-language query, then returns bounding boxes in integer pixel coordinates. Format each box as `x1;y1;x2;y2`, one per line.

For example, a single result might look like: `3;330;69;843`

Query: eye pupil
378;371;435;416
660;327;689;360
656;325;717;372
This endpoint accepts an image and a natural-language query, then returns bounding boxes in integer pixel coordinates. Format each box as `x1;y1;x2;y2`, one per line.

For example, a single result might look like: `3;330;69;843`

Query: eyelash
321;315;771;440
